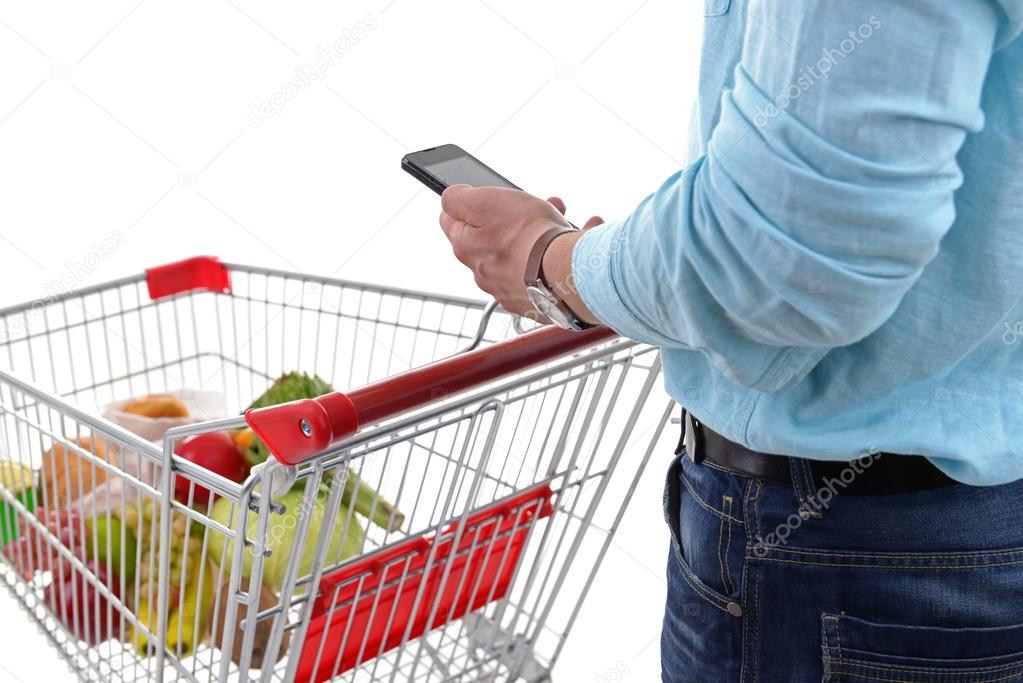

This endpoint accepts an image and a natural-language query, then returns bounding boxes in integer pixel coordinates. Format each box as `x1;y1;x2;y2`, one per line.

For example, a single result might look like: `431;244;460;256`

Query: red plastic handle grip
245;325;617;465
245;392;359;465
146;256;231;300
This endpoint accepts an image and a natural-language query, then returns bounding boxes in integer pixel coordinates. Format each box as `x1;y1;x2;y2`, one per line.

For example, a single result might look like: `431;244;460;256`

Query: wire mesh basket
0;256;670;682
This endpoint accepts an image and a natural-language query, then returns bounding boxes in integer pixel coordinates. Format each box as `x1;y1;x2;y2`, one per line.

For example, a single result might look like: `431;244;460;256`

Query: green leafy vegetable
207;485;365;593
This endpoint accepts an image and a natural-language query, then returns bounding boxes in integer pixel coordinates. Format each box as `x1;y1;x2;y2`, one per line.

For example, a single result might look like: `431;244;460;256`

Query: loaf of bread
39;436;119;508
121;394;189;418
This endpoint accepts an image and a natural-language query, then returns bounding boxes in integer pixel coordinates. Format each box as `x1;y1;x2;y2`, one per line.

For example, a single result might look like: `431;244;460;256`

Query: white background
0;1;703;680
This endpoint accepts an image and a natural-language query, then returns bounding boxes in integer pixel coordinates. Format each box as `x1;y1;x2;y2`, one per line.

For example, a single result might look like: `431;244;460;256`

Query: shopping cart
0;256;670;682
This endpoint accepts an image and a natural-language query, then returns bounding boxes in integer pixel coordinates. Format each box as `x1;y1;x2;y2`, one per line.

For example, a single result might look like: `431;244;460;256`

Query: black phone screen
403;144;520;194
424;156;514;189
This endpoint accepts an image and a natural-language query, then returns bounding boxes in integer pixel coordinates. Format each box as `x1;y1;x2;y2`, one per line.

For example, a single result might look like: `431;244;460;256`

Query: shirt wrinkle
572;0;1023;485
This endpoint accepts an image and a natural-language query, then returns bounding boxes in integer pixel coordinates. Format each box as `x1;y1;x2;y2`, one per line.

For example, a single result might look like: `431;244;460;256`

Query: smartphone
401;144;520;195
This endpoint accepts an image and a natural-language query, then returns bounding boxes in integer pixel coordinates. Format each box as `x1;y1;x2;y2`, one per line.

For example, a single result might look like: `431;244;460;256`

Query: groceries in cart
104;389;225;442
2;371;403;667
0;256;662;682
0;461;33;545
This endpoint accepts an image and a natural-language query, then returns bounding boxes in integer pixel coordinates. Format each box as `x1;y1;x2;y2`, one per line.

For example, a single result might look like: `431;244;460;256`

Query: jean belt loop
789;457;824;520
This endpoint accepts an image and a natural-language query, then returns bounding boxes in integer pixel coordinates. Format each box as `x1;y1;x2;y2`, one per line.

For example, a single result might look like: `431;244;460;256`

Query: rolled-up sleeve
574;0;1015;392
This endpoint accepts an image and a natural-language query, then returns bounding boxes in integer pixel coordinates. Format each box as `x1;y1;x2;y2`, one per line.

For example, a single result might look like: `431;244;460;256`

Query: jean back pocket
822;613;1023;682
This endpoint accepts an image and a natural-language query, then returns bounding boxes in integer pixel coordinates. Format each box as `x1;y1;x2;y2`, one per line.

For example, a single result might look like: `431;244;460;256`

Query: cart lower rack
0;257;669;682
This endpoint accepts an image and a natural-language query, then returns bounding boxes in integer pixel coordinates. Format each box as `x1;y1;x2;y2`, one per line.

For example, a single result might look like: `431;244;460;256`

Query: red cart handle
245;325;617;465
146;256;231;300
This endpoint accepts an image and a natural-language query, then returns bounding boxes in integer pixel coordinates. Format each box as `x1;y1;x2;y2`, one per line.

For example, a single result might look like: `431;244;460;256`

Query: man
439;1;1023;681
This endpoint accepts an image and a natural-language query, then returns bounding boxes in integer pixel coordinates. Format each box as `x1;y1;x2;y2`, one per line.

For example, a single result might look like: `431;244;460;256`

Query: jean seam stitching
833;662;1023;683
754;556;1023;570
739;479;754;683
667;454;734;616
721;495;735;594
839;659;1023;675
793;458;819;518
790;458;809;511
751;480;764;548
716;498;730;595
751;481;763;683
834;616;844;666
801;459;824;519
801;458;814;492
673;549;731;612
766;546;1023;560
680;468;746;525
822;614;840;677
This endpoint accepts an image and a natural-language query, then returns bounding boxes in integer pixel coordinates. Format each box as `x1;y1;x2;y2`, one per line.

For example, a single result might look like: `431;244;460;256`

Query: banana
132;537;215;657
166;552;215;657
128;506;214;657
133;584;151;655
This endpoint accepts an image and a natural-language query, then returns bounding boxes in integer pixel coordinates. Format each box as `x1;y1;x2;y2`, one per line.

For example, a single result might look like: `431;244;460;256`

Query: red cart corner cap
146;256;231;300
244;392;361;466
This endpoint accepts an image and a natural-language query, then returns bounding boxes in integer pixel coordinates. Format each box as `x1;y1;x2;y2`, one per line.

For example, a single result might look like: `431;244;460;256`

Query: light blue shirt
573;0;1023;485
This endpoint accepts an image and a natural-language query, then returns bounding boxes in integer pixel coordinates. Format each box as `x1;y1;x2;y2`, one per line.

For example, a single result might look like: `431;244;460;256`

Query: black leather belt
679;411;957;496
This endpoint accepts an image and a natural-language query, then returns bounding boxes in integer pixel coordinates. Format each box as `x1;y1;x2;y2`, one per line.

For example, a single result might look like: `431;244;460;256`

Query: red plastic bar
246;325;617;465
295;485;553;682
146;256;231;300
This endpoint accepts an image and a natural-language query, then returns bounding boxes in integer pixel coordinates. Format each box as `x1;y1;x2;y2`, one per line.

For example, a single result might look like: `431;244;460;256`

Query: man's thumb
440;184;480;223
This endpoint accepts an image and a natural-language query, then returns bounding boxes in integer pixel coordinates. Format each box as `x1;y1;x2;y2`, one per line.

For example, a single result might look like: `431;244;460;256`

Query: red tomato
174;432;250;506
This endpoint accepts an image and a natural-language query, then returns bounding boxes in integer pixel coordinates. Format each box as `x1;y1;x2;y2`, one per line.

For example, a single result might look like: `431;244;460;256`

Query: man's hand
439;184;604;324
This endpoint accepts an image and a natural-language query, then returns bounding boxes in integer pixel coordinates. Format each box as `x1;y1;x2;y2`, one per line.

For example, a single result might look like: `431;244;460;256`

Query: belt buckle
684;411;704;464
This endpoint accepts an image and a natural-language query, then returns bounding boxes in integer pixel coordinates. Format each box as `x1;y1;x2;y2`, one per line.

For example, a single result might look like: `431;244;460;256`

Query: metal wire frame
0;263;506;415
0;261;667;683
0;367;173;681
229;345;666;683
136;346;666;682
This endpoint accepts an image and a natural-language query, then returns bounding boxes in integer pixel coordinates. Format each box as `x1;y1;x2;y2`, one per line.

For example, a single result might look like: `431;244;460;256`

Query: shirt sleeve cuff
571;219;681;347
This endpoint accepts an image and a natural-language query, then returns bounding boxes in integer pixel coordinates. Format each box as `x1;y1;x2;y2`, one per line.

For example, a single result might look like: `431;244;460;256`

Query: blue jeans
660;450;1023;682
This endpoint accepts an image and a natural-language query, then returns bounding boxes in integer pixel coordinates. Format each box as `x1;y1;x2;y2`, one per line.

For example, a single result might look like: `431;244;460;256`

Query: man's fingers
439;209;492;264
546;196;603;228
441;184;535;227
439;209;460;238
439;184;486;227
440;184;501;227
546;196;567;215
